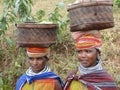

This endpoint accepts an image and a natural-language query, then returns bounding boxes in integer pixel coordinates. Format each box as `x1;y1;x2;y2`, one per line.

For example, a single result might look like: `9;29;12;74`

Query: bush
115;0;120;7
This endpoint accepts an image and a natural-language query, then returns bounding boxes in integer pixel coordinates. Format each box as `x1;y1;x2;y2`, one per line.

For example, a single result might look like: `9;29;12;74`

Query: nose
32;59;38;65
79;52;87;58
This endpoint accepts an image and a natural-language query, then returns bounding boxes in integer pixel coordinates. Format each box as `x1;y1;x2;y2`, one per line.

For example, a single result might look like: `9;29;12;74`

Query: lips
80;60;89;66
32;66;39;70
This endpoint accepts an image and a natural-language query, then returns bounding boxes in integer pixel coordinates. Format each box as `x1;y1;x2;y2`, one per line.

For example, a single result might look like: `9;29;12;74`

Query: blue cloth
16;72;64;90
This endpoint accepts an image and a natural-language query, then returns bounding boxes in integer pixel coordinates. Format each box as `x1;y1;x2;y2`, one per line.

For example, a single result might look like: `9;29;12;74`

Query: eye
28;57;43;61
36;57;47;61
86;50;92;53
76;50;82;53
36;57;43;60
29;57;34;60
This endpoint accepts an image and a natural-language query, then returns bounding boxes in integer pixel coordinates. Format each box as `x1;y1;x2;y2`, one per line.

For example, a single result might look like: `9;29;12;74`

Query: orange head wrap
75;34;102;51
26;47;50;58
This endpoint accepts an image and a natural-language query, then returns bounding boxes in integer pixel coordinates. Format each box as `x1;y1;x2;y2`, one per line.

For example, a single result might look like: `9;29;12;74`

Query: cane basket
67;1;114;32
16;23;58;47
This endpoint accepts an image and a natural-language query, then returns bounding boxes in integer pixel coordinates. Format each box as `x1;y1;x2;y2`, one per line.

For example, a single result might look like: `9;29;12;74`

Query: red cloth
26;47;50;57
64;69;118;90
75;34;102;50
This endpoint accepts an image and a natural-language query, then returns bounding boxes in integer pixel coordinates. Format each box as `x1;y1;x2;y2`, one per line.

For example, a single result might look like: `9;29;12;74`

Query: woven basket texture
67;1;114;31
16;23;58;47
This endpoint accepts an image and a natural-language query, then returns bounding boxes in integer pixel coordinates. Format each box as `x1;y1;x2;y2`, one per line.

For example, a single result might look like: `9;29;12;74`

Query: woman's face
77;48;99;67
28;56;48;73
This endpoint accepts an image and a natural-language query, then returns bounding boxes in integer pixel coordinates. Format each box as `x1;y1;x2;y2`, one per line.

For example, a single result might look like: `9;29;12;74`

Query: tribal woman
64;31;118;90
16;47;64;90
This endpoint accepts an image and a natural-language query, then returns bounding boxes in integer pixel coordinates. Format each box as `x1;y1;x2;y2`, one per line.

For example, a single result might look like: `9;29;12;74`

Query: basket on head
67;0;114;32
16;22;58;48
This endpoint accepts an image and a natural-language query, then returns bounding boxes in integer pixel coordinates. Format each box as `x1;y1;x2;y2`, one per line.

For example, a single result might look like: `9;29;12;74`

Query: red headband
26;47;50;57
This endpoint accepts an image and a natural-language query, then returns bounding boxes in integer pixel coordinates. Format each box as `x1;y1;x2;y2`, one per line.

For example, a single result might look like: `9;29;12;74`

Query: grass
0;0;120;89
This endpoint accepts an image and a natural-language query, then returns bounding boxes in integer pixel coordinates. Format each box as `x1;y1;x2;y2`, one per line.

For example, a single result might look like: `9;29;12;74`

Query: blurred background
0;0;120;89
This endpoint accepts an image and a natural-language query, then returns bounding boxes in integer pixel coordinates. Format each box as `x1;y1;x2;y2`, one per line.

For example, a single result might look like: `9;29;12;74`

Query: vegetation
115;0;120;7
0;0;120;90
0;0;34;36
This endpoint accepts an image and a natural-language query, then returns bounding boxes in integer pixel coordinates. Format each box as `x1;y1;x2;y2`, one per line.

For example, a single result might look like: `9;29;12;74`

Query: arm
54;79;63;90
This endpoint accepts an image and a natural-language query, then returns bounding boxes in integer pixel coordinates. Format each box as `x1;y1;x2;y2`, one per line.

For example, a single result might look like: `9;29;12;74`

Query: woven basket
16;22;58;47
67;0;114;32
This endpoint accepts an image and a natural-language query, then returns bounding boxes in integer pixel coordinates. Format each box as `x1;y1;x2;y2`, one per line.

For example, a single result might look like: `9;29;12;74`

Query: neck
79;60;103;75
33;67;45;73
26;66;51;76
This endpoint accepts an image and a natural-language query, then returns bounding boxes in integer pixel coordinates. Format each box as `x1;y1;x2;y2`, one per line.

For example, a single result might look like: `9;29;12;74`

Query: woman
64;33;118;90
16;47;64;90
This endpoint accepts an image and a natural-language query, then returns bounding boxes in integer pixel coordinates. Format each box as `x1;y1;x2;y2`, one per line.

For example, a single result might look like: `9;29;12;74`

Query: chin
82;65;89;68
81;62;89;67
32;69;40;73
84;64;96;68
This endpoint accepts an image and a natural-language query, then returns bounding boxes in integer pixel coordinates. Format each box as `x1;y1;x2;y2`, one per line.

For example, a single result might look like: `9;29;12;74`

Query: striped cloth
26;47;50;58
75;34;102;51
64;69;118;90
16;72;64;90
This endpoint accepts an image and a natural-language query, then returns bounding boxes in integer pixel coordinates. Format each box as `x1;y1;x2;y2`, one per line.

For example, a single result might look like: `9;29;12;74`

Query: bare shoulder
54;79;63;90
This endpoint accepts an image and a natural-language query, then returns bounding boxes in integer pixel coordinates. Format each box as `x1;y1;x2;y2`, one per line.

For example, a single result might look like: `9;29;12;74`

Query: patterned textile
72;30;101;40
68;80;88;90
16;72;64;90
26;47;50;58
22;78;55;90
75;34;102;51
64;69;118;90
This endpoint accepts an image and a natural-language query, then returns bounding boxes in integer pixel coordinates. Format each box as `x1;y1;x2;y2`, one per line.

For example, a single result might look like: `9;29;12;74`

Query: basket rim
70;21;114;27
16;23;59;29
17;41;56;44
67;1;113;11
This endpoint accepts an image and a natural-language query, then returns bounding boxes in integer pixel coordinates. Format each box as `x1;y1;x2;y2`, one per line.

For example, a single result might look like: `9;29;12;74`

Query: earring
97;55;101;60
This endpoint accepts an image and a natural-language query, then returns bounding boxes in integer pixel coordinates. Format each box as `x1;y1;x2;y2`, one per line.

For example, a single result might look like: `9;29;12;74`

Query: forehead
28;56;49;61
28;56;45;59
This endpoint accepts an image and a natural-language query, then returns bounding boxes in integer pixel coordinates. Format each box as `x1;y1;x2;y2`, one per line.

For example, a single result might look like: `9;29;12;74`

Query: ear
96;51;101;60
98;51;101;56
96;49;101;55
44;56;49;61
